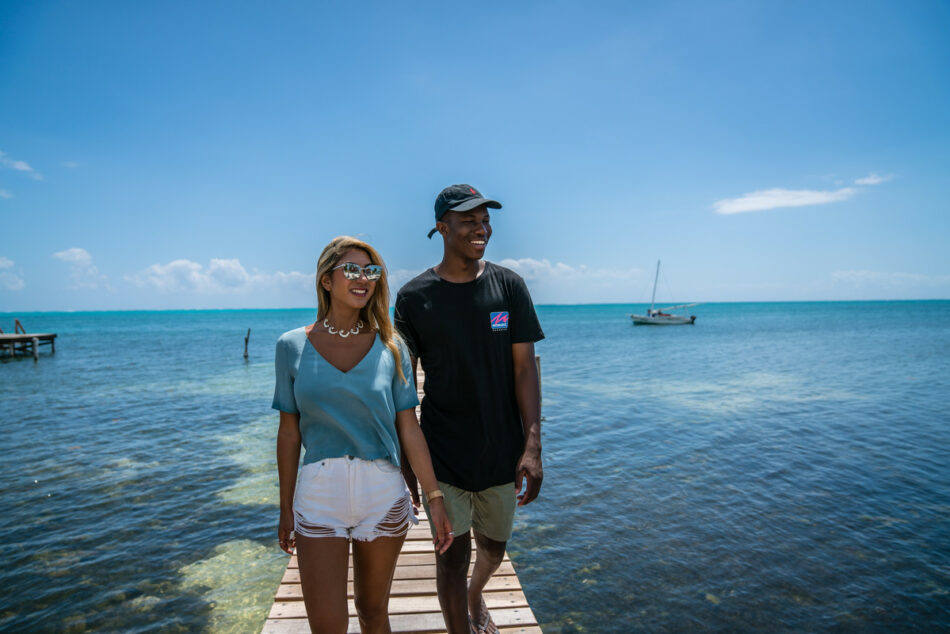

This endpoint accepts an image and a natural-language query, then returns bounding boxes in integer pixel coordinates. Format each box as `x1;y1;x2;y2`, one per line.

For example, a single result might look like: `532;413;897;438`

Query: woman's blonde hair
315;236;407;383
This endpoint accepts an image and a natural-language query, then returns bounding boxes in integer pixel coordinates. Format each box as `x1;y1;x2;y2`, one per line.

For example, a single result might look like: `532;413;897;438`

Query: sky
1;1;948;311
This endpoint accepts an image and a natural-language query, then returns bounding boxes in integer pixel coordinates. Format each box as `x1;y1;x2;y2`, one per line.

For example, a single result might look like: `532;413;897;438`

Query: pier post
244;328;251;359
32;337;39;361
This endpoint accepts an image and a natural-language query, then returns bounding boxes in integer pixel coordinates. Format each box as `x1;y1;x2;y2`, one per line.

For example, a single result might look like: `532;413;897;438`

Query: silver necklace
323;318;363;338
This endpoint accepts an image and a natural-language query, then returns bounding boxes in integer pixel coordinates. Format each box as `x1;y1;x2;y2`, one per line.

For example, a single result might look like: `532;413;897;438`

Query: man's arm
512;341;542;506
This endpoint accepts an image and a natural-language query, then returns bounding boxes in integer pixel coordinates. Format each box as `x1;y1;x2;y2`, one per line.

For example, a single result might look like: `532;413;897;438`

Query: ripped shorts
293;455;417;542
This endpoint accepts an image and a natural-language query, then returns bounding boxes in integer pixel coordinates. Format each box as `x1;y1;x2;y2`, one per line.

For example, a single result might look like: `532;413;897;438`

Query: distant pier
0;320;56;359
262;368;542;633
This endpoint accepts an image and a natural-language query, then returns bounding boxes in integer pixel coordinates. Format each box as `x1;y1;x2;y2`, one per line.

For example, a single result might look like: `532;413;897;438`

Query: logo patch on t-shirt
490;311;509;331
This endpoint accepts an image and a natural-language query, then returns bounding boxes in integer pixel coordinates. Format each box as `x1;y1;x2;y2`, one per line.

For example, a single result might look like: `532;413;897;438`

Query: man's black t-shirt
394;261;544;491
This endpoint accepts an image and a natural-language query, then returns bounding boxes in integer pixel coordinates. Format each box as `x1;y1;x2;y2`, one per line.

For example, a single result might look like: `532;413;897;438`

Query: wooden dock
262;367;542;633
0;320;56;359
261;518;541;633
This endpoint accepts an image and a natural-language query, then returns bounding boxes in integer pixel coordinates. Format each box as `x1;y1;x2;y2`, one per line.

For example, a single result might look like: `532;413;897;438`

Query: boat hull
630;314;696;325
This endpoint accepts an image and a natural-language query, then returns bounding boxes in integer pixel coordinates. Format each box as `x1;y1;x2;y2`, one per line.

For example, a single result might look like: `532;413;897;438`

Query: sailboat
630;260;698;325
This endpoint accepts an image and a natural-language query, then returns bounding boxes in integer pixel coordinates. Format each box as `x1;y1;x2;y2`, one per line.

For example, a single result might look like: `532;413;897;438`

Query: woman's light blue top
272;327;419;466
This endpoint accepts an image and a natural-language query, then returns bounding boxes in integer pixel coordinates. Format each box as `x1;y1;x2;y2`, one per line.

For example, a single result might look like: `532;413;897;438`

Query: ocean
1;302;948;632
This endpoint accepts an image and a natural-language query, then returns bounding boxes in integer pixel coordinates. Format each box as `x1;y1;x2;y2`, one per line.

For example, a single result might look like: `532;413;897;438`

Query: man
395;184;544;634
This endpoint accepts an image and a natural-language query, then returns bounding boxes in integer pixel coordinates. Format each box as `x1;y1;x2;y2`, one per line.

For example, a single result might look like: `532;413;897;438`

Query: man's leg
467;482;518;633
436;531;473;634
425;483;473;634
468;531;506;627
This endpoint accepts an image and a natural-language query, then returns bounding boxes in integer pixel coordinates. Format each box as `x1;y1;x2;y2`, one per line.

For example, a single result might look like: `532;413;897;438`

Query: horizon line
2;298;949;315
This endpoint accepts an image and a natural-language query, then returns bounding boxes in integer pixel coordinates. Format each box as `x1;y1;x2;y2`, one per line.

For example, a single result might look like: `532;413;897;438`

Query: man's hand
515;449;543;506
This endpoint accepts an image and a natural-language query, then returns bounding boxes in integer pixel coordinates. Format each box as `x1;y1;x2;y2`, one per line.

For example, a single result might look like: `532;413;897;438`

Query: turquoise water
1;302;949;631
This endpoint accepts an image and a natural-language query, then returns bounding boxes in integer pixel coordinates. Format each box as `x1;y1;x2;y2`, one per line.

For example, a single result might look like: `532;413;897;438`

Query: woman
273;236;453;633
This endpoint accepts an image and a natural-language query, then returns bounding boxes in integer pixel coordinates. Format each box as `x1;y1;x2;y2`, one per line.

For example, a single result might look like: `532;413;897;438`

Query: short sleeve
394;292;421;357
391;338;420;412
508;273;545;344
271;337;299;414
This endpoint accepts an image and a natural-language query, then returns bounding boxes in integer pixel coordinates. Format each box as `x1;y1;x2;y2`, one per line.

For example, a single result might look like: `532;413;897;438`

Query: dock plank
280;560;518;584
262;607;540;634
275;573;523;601
269;590;529;619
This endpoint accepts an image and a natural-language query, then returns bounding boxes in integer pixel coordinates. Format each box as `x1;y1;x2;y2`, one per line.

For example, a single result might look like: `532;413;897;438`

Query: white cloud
128;259;203;292
126;258;311;295
495;257;651;303
499;257;640;282
207;258;252;288
0;150;42;180
388;260;647;305
0;272;24;291
270;270;314;288
0;257;24;290
854;173;892;185
62;161;80;169
52;247;94;265
127;258;650;306
388;268;425;294
715;172;894;215
52;247;107;289
713;187;857;215
832;270;950;287
0;189;12;199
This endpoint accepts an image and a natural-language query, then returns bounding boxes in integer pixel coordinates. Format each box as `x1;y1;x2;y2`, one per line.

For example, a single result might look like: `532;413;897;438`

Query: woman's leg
352;534;407;634
296;534;350;633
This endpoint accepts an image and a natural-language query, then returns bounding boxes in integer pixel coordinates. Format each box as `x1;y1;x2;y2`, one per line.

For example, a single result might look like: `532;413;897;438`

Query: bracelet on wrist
426;489;444;503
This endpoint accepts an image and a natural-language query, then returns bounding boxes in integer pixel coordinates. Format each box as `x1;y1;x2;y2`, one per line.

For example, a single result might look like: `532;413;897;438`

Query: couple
273;184;544;633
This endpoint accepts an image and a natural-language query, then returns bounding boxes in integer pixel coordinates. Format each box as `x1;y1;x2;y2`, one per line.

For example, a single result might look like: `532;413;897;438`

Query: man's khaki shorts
422;480;517;543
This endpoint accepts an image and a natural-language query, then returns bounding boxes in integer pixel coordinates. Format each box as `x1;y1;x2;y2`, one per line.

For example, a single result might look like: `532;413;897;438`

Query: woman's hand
278;510;296;555
428;498;454;555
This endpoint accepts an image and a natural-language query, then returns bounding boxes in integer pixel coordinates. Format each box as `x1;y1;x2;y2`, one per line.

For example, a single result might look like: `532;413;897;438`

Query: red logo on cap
469;188;476;194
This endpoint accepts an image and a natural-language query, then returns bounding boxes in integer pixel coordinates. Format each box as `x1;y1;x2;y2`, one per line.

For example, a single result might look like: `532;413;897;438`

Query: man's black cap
427;184;502;238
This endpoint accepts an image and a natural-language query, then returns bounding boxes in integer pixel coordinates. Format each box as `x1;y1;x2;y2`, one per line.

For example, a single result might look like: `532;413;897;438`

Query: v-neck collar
305;330;379;374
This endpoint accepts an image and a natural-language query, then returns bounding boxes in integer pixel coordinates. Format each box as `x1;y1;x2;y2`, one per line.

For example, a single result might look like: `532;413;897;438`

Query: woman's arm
395;408;453;554
276;410;302;554
399;355;421;507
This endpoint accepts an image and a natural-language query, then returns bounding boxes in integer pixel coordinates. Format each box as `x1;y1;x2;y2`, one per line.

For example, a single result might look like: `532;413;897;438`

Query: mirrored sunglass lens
340;263;382;280
341;263;362;279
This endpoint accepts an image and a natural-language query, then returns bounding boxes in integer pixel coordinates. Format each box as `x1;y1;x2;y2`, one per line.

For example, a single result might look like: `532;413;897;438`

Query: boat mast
650;259;660;313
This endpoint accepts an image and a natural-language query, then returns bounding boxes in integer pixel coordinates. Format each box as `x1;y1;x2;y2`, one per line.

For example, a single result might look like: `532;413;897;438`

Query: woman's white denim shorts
293;455;417;542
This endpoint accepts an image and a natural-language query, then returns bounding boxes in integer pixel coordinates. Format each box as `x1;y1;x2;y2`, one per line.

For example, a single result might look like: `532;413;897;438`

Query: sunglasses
332;262;383;281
